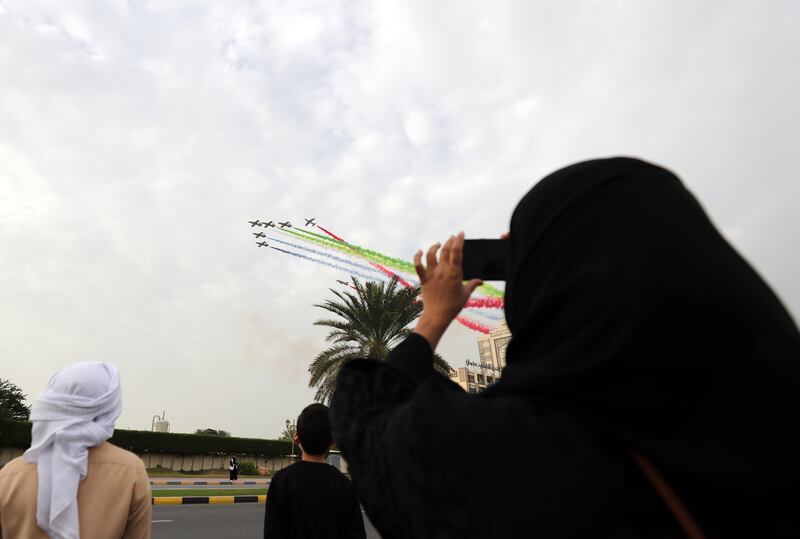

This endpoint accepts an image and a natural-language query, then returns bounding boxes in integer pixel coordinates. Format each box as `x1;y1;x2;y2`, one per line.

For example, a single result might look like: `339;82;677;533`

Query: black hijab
491;157;800;510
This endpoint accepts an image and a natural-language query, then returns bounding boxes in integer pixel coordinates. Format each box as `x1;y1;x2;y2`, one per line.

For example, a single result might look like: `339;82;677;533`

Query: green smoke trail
278;227;504;298
289;228;417;272
278;228;412;272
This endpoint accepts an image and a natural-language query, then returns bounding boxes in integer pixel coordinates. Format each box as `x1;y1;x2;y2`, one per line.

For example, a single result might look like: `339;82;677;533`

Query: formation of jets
250;218;315;229
249;218;315;245
249;220;277;228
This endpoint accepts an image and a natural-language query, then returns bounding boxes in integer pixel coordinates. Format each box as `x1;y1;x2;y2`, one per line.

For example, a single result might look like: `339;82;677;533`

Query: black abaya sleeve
330;333;463;538
330;334;682;539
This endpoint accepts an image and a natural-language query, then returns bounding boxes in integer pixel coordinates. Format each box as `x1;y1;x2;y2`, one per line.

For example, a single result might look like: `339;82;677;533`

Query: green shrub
0;418;32;447
0;418;290;457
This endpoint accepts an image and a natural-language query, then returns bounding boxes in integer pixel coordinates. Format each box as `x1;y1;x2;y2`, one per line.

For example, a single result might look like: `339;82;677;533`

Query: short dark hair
296;403;332;456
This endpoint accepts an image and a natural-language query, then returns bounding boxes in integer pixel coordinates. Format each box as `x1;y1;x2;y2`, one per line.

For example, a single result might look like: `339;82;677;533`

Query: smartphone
461;239;508;280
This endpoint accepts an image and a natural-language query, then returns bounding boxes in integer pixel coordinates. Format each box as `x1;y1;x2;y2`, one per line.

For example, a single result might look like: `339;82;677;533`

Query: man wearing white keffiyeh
0;362;151;539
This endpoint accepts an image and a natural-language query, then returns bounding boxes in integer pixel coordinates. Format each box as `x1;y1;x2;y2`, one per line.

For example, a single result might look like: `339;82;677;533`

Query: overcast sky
1;0;798;438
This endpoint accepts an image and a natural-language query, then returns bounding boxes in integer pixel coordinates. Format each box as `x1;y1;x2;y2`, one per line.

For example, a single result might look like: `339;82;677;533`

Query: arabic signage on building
465;359;500;372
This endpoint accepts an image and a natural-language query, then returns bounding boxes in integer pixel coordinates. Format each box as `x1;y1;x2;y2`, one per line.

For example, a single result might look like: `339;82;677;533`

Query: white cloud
1;0;798;437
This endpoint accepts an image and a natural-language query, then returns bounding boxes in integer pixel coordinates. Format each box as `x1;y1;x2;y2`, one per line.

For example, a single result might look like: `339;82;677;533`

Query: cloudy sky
1;0;798;438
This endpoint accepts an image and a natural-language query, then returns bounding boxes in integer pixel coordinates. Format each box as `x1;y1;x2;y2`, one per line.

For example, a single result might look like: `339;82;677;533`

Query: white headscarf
23;362;123;539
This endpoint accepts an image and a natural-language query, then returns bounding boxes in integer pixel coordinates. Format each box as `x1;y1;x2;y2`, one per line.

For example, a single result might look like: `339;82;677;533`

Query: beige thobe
0;442;151;538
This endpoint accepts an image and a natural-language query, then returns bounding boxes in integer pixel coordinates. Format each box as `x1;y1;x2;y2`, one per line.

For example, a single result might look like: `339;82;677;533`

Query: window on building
468;387;477;394
477;374;484;383
486;376;494;384
467;374;475;382
494;337;511;365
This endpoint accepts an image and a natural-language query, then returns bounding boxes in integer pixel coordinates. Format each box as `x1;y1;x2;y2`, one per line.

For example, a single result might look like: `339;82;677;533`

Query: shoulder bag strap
630;450;707;539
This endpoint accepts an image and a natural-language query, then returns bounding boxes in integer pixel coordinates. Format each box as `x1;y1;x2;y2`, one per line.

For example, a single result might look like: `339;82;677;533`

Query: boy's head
296;403;332;457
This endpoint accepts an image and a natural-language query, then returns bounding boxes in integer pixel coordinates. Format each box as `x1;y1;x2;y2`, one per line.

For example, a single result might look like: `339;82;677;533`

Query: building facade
477;319;511;371
448;366;500;393
448;320;511;393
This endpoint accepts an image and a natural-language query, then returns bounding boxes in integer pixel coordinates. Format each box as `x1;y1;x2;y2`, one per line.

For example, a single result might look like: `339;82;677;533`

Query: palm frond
308;276;450;399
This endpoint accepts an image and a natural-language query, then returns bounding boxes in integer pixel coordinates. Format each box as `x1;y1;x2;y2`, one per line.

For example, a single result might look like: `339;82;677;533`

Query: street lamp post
285;419;296;460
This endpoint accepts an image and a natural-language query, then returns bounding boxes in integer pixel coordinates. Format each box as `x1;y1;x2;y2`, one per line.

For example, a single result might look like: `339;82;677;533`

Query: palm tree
309;276;451;402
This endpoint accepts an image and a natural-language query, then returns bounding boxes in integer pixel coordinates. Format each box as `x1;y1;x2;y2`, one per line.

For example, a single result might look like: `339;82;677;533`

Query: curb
150;480;269;486
152;495;266;505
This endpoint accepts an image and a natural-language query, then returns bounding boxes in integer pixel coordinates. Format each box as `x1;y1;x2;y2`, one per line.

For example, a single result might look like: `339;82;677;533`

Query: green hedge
0;418;32;449
0;419;290;457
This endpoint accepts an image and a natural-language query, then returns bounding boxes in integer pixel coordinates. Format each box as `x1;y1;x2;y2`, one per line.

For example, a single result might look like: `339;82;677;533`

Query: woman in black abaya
329;157;800;538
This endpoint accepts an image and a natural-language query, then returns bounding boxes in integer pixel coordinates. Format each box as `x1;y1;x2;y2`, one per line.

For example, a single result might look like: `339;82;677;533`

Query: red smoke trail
316;225;346;242
371;261;415;289
465;297;504;309
456;316;491;334
318;223;496;334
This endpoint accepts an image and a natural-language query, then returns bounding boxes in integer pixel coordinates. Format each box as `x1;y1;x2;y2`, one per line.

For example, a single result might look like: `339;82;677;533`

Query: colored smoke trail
316;225;345;242
268;246;383;282
289;226;505;298
279;228;390;267
284;227;417;274
255;221;501;334
274;230;404;283
314;226;417;289
317;223;498;335
370;262;415;289
478;284;504;299
276;223;503;333
456;316;491;334
287;226;418;289
465;297;504;309
467;309;504;321
267;237;383;276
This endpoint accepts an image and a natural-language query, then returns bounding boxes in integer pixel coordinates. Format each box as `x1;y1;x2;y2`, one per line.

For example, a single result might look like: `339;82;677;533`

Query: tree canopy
309;277;451;402
0;379;30;421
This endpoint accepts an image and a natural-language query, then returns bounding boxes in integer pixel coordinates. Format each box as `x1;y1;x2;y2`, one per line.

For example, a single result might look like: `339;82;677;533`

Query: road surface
152;503;381;538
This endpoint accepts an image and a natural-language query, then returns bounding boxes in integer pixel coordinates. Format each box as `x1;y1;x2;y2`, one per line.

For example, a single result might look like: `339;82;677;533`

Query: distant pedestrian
230;455;239;482
264;403;365;539
0;362;151;539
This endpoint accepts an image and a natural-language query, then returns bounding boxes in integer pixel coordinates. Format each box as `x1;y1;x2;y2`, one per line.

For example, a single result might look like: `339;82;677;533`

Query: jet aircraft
279;221;292;228
262;220;276;228
305;217;316;227
248;220;262;227
256;241;269;248
253;231;266;238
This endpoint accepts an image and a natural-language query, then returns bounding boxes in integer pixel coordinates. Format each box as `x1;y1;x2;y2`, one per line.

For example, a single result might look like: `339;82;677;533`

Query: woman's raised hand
413;232;483;350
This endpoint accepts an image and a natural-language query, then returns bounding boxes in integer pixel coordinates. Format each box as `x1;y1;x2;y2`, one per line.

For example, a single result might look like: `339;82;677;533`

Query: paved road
152;504;381;538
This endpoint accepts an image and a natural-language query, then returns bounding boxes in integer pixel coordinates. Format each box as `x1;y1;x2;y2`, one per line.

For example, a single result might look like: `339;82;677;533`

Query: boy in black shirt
264;403;366;539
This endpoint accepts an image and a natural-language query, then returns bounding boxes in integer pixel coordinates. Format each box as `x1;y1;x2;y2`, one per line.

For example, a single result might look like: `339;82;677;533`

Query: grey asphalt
152;504;381;538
